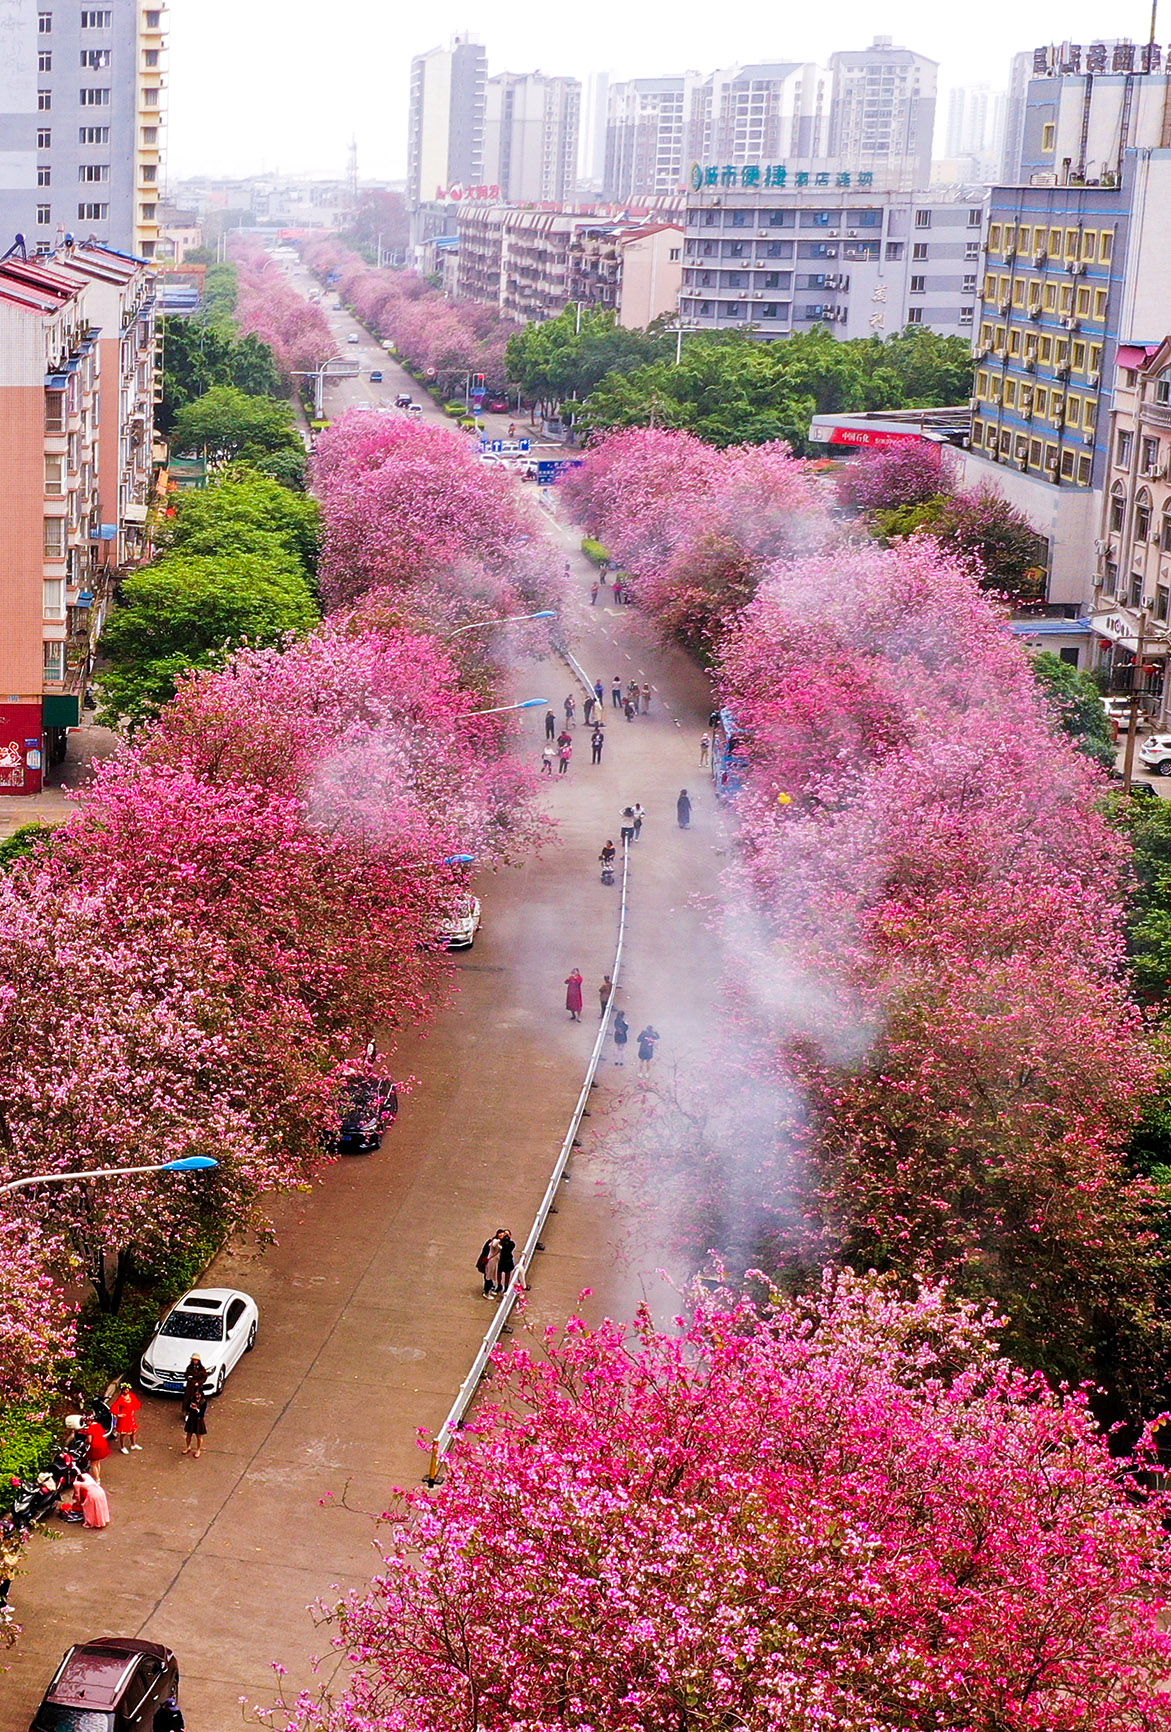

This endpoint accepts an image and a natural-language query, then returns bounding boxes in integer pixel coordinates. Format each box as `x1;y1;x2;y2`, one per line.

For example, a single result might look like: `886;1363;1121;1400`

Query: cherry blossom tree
834;439;951;512
276;1272;1171;1732
0;1221;77;1405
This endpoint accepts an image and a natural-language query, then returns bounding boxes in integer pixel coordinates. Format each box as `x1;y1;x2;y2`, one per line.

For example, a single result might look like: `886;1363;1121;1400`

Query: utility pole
1122;607;1150;792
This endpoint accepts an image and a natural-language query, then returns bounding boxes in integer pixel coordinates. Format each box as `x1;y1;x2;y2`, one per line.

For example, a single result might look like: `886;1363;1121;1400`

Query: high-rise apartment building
0;239;156;792
578;72;610;192
687;63;829;167
0;0;165;257
604;77;695;201
966;44;1171;611
407;35;487;207
827;37;938;189
483;72;581;204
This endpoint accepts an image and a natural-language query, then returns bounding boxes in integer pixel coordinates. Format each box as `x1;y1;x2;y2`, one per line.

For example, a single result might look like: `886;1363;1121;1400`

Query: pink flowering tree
834;438;952;512
275;1273;1171;1732
313;412;557;628
0;1221;77;1405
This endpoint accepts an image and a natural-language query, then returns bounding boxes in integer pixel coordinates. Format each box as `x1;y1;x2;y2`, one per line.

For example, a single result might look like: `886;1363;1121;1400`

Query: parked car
139;1289;259;1396
484;395;510;413
31;1638;179;1732
328;1076;399;1155
437;895;481;951
1103;696;1137;730
369;369;383;382
1139;734;1171;775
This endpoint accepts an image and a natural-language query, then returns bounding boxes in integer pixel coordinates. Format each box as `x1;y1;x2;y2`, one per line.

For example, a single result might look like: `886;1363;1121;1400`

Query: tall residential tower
407;35;487;205
0;0;165;257
827;37;938;189
483;72;580;204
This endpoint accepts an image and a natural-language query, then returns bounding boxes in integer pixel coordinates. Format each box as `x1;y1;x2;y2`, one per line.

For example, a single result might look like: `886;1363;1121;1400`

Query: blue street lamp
0;1156;220;1196
461;698;550;718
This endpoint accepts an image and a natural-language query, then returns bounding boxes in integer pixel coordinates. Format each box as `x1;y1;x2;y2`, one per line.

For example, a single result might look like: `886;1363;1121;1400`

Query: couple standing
477;1228;517;1299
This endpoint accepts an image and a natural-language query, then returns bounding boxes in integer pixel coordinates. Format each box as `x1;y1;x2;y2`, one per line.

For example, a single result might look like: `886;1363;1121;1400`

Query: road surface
0;304;725;1722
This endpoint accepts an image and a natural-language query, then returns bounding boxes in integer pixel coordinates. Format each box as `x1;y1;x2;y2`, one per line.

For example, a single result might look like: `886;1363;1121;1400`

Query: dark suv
31;1638;179;1732
329;1076;399;1154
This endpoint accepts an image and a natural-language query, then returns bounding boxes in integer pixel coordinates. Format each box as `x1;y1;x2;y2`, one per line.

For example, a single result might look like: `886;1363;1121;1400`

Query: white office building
827;37;938;190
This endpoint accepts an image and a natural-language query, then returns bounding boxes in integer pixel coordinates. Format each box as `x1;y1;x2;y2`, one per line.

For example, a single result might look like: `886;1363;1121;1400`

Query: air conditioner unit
847;229;858;237
1072;261;1086;275
1094;538;1109;555
1000;299;1012;313
1088;369;1100;386
752;292;763;299
1005;247;1017;262
1083;432;1096;445
1033;252;1048;266
1024;358;1037;372
1045;452;1059;468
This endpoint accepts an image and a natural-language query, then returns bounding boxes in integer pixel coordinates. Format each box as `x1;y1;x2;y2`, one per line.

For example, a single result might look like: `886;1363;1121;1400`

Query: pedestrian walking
477;1232;502;1297
541;744;555;775
613;578;624;604
545;709;556;741
631;801;645;841
558;740;573;775
620;807;635;845
583;694;596;727
495;1229;516;1298
611;675;623;709
637;1024;661;1078
594;679;604;705
591;727;604;764
677;789;692;829
699;732;711;767
84;1414;111;1482
563;693;576;728
153;1698;185;1732
599;558;610;581
627;680;640;707
598;974;613;1017
564;968;584;1021
564;560;571;580
613;1010;629;1066
624;698;636;722
111;1383;142;1454
590;581;599;605
640;685;651;714
76;1471;110;1529
182;1390;208;1458
709;708;720;730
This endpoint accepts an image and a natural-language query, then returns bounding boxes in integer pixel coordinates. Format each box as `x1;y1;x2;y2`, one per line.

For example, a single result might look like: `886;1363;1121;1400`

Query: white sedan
139;1288;259;1396
438;895;481;950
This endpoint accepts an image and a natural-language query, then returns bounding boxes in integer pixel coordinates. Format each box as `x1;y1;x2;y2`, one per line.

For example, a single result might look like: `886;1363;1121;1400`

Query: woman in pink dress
77;1472;110;1529
564;969;584;1022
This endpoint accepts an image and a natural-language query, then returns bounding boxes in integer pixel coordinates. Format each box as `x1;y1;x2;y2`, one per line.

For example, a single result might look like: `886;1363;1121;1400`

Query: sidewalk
0;717;119;842
0;525;724;1729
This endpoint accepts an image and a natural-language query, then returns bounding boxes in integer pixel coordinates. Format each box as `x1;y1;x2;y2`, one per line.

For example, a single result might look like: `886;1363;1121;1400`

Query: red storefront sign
0;702;44;794
828;424;929;448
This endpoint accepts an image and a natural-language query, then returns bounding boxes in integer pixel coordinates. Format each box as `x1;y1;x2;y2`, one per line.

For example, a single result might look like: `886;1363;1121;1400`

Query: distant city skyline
166;0;1161;181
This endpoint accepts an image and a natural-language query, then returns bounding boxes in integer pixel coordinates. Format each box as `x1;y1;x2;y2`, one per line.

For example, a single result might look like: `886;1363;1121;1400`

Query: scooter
11;1471;61;1532
599;851;615;887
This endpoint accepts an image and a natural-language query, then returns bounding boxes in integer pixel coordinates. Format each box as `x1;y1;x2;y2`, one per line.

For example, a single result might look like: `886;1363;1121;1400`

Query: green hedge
0;1405;59;1511
581;538;610;565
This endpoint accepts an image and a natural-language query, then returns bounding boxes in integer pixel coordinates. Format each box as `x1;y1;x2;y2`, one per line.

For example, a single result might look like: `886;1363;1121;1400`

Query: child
111;1383;142;1454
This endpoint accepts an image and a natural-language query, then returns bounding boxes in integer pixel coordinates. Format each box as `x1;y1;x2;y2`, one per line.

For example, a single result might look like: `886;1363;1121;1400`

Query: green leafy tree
507;307;670;415
169;385;302;463
1031;649;1117;770
1109;793;1171;1004
159;319;283;431
0;823;58;874
161;467;320;573
97;552;319;728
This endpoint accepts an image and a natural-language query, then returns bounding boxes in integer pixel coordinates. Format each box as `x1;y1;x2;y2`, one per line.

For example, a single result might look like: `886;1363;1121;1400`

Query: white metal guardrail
425;833;631;1483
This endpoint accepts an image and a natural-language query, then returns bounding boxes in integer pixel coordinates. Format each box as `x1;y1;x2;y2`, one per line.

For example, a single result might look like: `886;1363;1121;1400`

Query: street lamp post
459;698;550;719
0;1155;219;1198
443;610;556;642
391;853;475;872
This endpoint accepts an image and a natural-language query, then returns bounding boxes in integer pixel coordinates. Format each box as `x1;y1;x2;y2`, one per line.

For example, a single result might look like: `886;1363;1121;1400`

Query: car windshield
160;1310;224;1341
34;1710;115;1732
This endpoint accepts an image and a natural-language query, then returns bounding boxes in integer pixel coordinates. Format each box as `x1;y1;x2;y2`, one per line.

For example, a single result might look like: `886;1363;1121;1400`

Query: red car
31;1638;179;1732
484;395;510;413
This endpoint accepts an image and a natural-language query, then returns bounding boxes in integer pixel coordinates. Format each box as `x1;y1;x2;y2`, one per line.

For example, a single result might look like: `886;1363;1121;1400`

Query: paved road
1;417;724;1723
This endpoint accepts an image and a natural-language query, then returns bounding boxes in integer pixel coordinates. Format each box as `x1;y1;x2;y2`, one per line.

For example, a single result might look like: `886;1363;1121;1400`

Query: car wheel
214;1366;226;1395
1158;760;1171;777
245;1323;257;1353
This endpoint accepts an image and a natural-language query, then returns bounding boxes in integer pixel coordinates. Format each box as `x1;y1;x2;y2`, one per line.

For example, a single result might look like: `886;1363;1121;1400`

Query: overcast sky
167;0;1159;182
